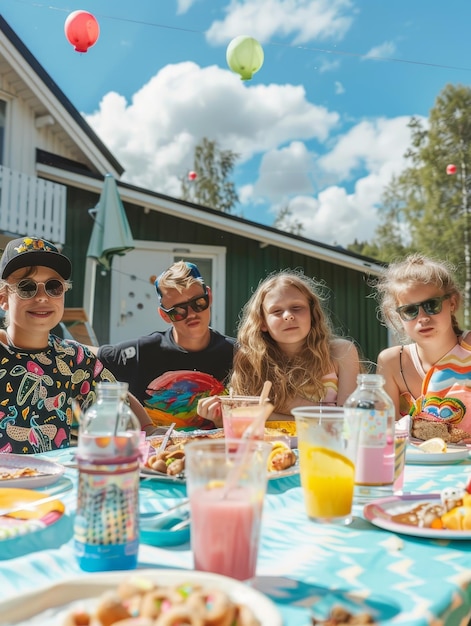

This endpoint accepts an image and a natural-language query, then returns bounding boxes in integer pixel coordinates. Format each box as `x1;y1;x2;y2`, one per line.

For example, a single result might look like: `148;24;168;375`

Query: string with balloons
446;164;457;175
226;36;264;81
64;10;100;53
188;171;197;181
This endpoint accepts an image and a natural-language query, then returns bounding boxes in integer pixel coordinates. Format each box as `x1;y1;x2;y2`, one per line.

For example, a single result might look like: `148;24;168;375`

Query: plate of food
0;488;65;541
406;437;470;464
363;489;471;539
141;437;299;483
0;568;282;625
0;454;65;488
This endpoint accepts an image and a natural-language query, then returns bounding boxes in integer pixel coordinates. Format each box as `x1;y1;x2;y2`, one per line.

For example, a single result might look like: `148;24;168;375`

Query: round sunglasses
160;290;210;322
7;278;70;299
395;294;450;322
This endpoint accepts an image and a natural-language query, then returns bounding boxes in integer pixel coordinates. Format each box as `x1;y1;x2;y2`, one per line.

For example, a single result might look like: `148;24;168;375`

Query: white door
109;241;227;343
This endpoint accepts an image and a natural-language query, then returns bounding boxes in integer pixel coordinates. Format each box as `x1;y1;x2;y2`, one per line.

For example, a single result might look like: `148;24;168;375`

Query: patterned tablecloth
1;448;471;625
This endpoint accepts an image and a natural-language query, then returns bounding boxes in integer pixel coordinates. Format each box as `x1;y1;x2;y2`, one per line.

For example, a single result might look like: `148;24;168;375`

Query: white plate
406;444;470;464
0;569;282;625
364;494;471;539
141;450;300;483
0;454;65;488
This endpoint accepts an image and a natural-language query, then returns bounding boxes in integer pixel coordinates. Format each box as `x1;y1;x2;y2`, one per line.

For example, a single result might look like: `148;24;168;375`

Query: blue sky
1;0;470;246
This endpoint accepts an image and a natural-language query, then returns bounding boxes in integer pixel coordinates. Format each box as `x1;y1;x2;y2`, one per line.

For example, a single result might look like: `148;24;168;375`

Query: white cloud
364;41;397;60
276;117;419;246
319;58;341;73
282;184;379;246
253;142;314;199
176;0;195;14
334;80;345;94
205;0;354;45
318;116;414;179
239;183;256;205
85;62;339;195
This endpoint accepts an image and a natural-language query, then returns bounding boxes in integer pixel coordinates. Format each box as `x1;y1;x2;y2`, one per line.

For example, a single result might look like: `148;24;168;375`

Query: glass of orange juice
291;406;361;525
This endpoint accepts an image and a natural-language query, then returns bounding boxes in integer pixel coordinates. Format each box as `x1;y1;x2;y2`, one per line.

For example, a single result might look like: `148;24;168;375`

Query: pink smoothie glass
219;396;267;440
185;438;271;581
394;430;409;494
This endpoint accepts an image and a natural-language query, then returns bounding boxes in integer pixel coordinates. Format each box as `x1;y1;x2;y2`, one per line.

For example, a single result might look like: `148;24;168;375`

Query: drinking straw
221;381;274;498
157;422;176;454
260;381;271;404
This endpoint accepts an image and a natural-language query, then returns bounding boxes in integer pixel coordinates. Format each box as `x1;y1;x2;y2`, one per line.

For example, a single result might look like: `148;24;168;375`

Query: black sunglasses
160;289;210;322
8;278;69;300
396;294;450;322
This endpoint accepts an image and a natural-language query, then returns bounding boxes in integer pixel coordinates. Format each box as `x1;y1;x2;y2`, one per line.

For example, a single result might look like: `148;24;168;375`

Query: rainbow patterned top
400;335;471;434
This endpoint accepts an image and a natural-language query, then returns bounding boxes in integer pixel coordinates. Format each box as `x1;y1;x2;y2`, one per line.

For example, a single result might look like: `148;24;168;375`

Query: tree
181;138;239;213
359;84;471;324
273;206;303;235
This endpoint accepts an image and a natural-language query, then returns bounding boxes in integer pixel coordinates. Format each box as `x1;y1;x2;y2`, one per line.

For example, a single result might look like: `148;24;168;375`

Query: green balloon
226;36;264;81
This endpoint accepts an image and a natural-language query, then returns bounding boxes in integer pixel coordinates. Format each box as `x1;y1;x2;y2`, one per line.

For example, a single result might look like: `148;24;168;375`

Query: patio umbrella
83;174;134;325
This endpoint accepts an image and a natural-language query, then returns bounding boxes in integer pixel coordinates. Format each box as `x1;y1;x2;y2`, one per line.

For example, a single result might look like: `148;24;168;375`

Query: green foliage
273;206;303;235
362;83;471;324
181;138;240;213
362;85;471;273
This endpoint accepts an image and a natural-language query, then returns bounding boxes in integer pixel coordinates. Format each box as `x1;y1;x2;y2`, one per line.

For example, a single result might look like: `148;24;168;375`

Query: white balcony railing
0;164;67;244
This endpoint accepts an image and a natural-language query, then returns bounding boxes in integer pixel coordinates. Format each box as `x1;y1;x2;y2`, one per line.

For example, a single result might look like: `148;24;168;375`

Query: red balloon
446;164;457;175
65;10;100;53
188;171;197;181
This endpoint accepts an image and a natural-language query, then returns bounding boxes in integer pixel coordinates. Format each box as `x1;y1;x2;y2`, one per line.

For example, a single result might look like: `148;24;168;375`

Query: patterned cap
0;237;72;280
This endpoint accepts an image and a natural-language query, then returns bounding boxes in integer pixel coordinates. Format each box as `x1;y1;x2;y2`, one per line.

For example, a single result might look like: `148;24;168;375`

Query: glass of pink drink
219;396;266;439
185;439;271;581
394;430;408;494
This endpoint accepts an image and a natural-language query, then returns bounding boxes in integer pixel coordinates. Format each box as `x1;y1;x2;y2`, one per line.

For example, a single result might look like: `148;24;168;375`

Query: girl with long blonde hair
231;269;360;419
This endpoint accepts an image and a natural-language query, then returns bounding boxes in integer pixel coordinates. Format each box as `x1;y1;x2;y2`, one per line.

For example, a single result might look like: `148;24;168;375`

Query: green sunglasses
396;294;450;322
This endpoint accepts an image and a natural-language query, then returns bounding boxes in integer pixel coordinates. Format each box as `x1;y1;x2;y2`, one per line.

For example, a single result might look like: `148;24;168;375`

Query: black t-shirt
98;328;235;430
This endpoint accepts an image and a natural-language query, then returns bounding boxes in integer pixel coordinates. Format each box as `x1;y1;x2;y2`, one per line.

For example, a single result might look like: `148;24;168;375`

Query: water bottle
344;374;395;503
74;381;141;572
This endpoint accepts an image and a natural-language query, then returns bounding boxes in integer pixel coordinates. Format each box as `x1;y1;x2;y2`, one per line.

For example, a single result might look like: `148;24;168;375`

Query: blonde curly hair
230;269;339;413
374;253;463;343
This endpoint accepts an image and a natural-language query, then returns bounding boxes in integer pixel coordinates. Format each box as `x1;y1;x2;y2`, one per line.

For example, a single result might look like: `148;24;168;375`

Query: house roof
0;15;124;177
119;180;386;276
38;161;386;276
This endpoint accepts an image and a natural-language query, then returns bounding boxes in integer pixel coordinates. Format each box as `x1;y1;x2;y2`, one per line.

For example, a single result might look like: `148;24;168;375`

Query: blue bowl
140;515;190;547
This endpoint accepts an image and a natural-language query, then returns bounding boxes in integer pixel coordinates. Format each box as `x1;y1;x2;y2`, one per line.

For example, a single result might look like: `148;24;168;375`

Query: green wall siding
64;186;387;366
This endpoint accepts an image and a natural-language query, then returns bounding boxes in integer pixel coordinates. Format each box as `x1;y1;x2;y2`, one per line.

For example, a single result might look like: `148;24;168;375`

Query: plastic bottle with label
74;381;141;572
344;374;395;502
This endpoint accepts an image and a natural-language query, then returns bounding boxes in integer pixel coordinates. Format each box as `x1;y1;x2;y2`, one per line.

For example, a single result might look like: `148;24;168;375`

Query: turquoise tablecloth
1;448;471;625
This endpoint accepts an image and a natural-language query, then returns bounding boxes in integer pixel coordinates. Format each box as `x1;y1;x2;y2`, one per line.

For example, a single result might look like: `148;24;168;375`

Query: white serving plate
406;444;470;465
0;454;65;488
1;569;282;625
364;494;471;539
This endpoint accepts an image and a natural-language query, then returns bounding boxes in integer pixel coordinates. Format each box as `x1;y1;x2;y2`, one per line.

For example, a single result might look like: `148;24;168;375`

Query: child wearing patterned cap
0;236;151;453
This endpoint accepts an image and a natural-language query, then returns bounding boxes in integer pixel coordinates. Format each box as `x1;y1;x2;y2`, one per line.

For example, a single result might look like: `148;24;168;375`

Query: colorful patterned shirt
0;335;115;454
400;335;471;437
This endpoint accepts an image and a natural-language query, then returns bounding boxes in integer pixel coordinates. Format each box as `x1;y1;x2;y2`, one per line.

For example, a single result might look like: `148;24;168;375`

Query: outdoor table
1;447;471;625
